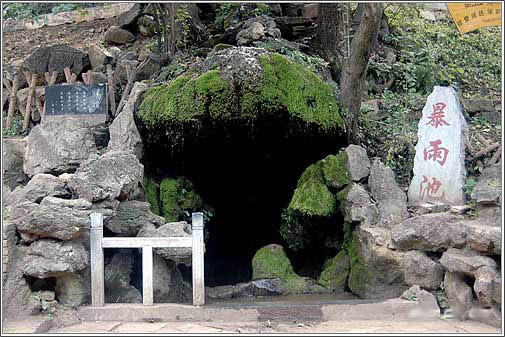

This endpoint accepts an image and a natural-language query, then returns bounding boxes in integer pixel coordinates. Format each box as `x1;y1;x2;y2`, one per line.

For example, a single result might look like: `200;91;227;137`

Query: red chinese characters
426;102;450;128
419;175;446;201
423;139;449;166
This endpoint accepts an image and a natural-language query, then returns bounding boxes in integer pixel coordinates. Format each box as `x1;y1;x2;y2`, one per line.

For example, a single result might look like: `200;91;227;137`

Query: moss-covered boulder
280;151;353;251
288;163;336;218
318;250;350;291
252;244;311;294
159;177;203;223
138;48;343;148
347;227;407;299
321;152;352;190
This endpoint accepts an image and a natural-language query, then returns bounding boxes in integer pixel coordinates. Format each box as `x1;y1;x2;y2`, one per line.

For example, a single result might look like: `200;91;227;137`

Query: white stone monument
408;86;467;206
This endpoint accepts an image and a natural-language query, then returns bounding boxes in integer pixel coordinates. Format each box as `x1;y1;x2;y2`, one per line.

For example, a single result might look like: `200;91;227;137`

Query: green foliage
2;111;23;137
144;177;160;216
214;3;240;30
464;178;476;200
373;5;501;98
159;177;203;223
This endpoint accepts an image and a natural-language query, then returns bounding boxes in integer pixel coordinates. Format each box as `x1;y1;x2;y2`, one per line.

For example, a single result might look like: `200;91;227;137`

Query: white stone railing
89;212;205;307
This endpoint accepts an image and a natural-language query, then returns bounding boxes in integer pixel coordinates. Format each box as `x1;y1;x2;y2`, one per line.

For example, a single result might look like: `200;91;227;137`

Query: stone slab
408;86;467;206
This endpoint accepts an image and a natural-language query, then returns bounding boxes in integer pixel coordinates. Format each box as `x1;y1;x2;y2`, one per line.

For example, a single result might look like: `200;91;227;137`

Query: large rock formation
67;151;143;203
137;221;192;265
108;82;146;159
24;239;88;278
104;250;142;303
24;118;97;177
105;200;165;236
2;138;28;189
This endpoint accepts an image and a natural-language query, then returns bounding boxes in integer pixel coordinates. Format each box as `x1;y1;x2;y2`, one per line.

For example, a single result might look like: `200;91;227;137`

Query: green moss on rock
251;244;307;293
317;250;350;291
159;177;203;223
144;177;160;216
138;51;343;147
321;152;351;190
346;232;368;297
288;163;336;218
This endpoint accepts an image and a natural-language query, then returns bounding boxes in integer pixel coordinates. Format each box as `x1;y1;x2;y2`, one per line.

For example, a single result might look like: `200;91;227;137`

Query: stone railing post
90;213;105;307
192;212;205;306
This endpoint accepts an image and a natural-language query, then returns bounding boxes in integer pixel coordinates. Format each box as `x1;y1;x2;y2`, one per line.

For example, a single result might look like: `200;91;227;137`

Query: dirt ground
2;317;501;334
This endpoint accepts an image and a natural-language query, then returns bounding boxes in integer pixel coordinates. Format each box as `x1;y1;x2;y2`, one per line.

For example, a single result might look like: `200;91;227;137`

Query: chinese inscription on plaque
45;84;108;116
408;86;467;206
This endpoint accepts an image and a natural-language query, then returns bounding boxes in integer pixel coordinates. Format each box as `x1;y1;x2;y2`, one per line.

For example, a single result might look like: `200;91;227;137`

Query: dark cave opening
142;117;347;287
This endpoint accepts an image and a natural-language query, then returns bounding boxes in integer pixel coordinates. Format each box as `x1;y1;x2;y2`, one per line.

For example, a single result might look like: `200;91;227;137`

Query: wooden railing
89;212;205;306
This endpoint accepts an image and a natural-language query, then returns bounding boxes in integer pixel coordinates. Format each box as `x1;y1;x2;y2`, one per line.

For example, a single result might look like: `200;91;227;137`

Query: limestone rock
473;266;497;308
152;253;188;303
2;138;28;190
104;250;142;303
236;16;281;46
55;268;91;307
444;271;473;320
87;44;113;70
115;3;143;27
302;4;319;19
401;285;440;319
108;82;146;159
1;242;40;316
24;118;97;177
391;213;467;252
67;151;143;203
402;250;444;290
105;200;165;236
24;239;88;278
471;163;501;205
468;306;502;328
138;222;192;265
136;54;161;81
439;248;496;276
206;278;284;299
348;227;407;299
104;26;135;44
344;144;371;181
6;173;69;206
475;205;502;227
338;183;378;226
465;221;501;255
23;44;90;75
9;197;92;241
375;199;409;229
368;158;407;204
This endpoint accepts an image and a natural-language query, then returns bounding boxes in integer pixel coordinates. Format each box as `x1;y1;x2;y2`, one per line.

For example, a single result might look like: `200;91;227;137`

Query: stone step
77;298;419;323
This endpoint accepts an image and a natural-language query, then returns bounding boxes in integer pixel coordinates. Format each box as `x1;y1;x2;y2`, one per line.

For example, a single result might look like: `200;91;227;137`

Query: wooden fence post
90;213;105;307
192;212;205;306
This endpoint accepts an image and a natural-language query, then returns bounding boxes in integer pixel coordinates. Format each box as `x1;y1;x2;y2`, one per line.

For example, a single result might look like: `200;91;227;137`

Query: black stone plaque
45;84;108;116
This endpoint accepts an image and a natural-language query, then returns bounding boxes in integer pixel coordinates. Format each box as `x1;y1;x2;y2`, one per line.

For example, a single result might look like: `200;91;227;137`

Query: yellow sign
447;3;502;34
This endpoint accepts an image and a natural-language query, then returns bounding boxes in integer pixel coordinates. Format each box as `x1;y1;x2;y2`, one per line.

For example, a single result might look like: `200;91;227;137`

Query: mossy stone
346;232;368;296
138;51;343;148
251;244;307;293
317;250;350;291
144;177;160;216
321;152;352;190
288;163;336;218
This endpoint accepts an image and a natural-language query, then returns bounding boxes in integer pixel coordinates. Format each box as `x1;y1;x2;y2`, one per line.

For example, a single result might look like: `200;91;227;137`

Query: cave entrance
143;118;347;287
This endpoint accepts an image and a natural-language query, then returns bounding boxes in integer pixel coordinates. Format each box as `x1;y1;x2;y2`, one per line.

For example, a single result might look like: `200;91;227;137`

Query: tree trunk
315;3;345;80
340;3;383;142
